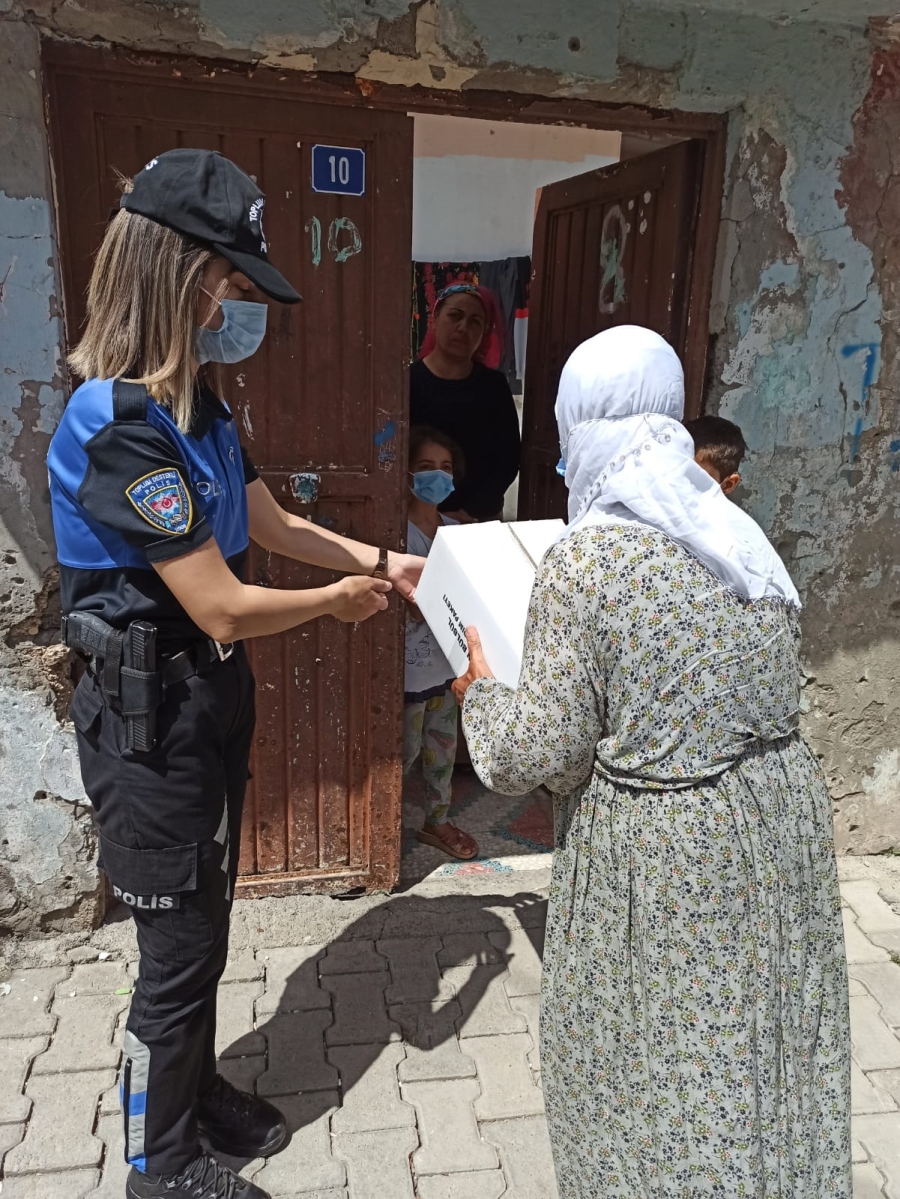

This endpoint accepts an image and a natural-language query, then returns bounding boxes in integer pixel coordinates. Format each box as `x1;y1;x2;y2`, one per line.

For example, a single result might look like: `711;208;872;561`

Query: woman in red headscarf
410;285;521;523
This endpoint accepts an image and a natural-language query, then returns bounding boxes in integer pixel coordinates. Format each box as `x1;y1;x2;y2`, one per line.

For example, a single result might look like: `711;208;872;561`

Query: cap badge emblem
249;197;267;254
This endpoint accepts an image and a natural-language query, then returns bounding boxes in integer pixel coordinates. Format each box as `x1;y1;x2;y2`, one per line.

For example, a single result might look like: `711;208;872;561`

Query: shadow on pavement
218;890;547;1157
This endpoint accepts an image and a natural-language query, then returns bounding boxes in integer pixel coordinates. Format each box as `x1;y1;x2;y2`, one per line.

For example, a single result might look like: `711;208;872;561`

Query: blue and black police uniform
49;377;264;1174
47;149;301;1195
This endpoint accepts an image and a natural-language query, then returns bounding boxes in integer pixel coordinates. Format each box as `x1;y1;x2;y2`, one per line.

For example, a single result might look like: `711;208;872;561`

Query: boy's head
684;415;747;496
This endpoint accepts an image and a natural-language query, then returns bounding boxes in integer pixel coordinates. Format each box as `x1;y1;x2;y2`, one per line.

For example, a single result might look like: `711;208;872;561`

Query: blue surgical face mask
195;296;268;365
411;469;454;505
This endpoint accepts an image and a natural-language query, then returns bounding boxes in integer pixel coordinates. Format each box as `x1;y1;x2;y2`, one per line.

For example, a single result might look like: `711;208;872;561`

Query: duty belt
62;611;233;751
158;637;235;686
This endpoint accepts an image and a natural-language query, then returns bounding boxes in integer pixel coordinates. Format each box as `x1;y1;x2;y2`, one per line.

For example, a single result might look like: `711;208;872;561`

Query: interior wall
412;115;620;261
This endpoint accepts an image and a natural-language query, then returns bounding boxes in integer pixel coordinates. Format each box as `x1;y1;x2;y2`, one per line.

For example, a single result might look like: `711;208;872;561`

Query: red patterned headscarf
418;284;503;370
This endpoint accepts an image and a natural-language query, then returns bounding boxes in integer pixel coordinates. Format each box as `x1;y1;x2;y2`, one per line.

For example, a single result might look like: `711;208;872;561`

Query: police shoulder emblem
126;469;192;535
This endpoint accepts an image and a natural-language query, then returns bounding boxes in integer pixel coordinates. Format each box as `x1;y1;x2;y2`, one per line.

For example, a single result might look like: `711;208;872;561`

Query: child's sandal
416;823;479;860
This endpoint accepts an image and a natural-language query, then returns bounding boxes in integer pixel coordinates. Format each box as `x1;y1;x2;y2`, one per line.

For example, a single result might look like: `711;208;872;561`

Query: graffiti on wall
841;341;879;466
304;216;363;266
599;205;628;315
374;414;397;471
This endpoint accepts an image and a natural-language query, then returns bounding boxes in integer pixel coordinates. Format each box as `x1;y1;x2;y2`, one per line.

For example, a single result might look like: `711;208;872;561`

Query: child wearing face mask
403;426;479;862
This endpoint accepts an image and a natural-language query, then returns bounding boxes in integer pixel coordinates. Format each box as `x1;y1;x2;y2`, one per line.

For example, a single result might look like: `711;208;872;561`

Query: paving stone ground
3;860;900;1198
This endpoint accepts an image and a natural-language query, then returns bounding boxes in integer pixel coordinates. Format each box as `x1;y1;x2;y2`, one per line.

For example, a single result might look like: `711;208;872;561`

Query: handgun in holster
62;612;161;751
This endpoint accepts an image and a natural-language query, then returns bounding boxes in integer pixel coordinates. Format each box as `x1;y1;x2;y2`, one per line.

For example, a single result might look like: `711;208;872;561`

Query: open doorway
407;113;715;526
409;115;620;520
402;114;718;879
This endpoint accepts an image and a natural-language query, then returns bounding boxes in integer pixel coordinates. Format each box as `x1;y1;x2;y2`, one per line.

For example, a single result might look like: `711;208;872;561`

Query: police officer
47;149;424;1199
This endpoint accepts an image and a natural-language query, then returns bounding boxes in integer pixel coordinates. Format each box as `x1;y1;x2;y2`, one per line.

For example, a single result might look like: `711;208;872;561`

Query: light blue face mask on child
195;297;268;365
411;470;455;505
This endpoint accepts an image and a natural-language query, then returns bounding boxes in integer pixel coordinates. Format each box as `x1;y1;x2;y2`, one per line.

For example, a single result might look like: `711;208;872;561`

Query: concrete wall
0;0;897;932
0;22;101;933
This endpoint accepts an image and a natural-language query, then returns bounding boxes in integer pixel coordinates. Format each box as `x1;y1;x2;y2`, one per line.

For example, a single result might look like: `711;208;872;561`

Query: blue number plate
311;145;366;196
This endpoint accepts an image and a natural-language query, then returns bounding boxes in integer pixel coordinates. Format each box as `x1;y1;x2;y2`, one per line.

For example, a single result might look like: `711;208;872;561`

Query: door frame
42;40;726;422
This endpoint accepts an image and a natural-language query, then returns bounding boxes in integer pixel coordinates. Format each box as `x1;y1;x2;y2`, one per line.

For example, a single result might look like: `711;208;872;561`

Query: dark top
409;359;521;520
47;378;256;646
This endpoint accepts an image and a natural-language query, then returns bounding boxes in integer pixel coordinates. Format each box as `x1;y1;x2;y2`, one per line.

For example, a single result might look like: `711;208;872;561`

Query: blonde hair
69;187;219;433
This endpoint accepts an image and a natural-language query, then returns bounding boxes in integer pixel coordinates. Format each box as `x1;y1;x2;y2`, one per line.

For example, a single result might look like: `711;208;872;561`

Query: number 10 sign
311;145;366;197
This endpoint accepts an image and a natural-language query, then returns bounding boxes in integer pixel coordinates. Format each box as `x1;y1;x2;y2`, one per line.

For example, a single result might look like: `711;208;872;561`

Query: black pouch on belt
121;621;159;752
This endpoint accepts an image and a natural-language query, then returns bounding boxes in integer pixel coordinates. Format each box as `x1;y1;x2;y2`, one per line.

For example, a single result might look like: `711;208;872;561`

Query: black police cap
122;149;301;304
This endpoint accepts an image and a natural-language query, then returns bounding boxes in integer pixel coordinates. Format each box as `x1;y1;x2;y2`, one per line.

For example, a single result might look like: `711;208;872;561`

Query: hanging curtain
478;256;531;391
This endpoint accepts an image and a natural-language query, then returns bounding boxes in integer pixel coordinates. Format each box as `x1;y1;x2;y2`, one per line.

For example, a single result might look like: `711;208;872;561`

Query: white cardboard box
415;519;566;689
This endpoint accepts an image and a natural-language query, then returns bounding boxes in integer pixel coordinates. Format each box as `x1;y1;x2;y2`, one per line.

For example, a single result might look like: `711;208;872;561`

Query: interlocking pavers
402;1079;497;1176
851;996;900;1071
319;943;387;975
481;1114;560;1199
328;1043;415;1133
1;1171;100;1198
489;926;544;997
464;1032;545;1119
378;938;452;1005
416;1171;506;1199
258;1010;338;1096
851;963;900;1027
252;1092;345;1196
0;968;68;1038
216;980;265;1059
321;974;399;1046
442;964;526;1038
332;1127;418;1199
0;1037;47;1122
5;1069;114;1174
390;1001;476;1083
844;912;890;965
257;945;330;1016
33;993;127;1075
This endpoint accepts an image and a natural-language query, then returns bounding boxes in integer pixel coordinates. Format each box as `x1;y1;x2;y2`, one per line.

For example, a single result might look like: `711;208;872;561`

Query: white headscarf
556;325;800;607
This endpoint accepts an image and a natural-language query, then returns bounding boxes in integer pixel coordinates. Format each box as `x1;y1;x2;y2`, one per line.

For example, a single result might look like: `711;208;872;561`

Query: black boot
126;1150;270;1198
197;1074;287;1159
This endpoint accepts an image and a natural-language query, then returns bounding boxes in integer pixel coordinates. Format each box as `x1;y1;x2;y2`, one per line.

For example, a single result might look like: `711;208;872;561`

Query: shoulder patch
126;469;192;536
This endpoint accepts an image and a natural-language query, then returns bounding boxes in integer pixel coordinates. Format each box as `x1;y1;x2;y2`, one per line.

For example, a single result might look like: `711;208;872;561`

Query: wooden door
518;141;709;520
45;47;413;895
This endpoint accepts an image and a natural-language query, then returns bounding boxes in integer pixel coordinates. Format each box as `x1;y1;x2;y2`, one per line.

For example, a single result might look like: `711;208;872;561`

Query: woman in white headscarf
454;327;850;1199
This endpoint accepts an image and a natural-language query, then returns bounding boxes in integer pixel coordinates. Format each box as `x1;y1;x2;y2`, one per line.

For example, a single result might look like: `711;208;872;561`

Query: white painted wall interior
411;114;621;261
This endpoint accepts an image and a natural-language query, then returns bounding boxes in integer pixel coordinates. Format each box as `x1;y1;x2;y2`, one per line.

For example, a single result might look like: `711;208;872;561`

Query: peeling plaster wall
0;21;102;934
697;22;900;854
0;0;896;935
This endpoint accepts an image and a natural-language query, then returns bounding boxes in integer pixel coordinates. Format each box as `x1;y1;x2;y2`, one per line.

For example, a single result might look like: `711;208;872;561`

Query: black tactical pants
71;645;255;1175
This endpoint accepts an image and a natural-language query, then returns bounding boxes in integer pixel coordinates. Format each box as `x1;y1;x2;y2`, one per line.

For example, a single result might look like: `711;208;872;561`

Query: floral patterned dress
462;525;850;1199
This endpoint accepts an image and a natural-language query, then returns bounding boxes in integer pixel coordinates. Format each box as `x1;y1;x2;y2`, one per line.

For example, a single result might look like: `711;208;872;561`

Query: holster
62;613;160;751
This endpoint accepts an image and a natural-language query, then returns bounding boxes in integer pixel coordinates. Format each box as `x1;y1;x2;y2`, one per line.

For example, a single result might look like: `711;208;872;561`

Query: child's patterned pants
402;689;459;825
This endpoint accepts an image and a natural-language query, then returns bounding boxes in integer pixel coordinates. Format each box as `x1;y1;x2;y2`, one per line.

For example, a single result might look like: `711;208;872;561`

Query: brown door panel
46;53;413;894
519;141;707;521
